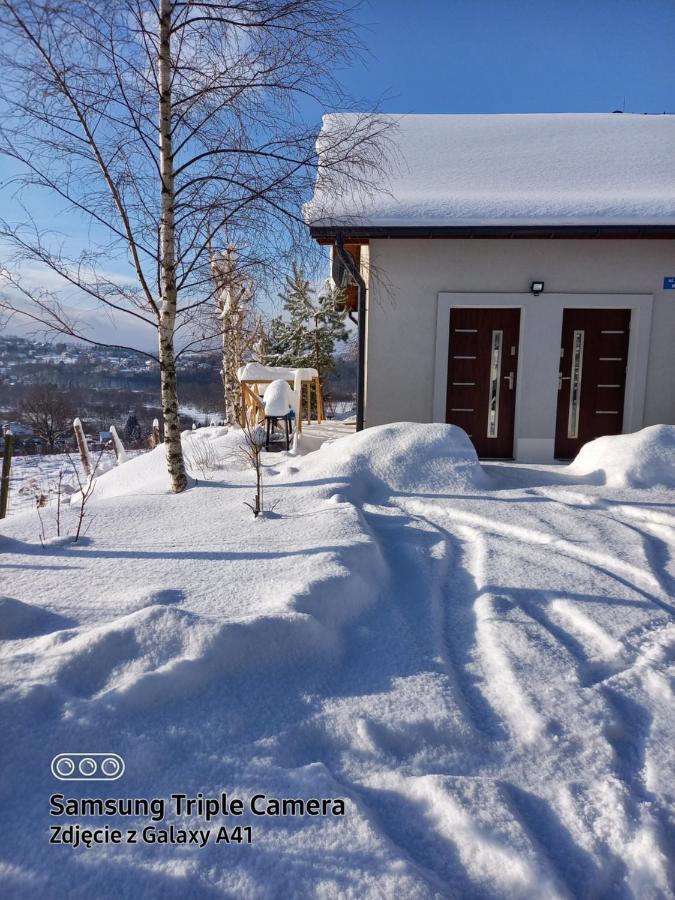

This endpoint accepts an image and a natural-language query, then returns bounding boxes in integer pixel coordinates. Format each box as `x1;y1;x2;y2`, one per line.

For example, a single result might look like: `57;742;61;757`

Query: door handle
503;372;514;390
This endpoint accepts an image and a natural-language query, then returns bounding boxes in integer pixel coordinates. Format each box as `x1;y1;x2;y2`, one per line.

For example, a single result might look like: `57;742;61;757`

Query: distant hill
0;336;223;439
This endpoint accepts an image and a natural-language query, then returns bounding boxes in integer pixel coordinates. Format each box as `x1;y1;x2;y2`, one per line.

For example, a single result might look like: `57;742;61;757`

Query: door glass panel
567;329;584;439
487;330;503;438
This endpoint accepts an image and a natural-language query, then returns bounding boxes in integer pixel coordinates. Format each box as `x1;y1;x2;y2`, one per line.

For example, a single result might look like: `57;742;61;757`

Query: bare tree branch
0;0;390;492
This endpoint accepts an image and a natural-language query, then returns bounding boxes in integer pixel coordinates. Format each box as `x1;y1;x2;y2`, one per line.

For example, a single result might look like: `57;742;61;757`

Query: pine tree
124;414;142;444
265;264;348;388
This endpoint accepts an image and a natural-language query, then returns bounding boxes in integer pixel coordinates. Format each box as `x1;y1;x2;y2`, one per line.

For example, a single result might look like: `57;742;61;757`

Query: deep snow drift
278;422;491;499
568;424;675;488
0;423;673;898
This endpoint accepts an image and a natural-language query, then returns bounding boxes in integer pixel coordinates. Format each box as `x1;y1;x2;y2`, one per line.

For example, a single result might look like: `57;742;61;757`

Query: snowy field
3;451;145;518
0;423;673;898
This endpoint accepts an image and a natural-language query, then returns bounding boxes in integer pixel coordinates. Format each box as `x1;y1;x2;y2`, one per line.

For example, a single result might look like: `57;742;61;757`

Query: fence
0;418;153;519
0;431;14;519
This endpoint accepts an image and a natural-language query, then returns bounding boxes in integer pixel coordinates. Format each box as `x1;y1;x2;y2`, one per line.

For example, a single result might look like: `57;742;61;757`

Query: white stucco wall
365;239;675;460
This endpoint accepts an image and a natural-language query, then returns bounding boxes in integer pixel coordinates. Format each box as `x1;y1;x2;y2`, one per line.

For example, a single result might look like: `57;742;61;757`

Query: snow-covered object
291;369;303;451
284;422;490;497
263;380;295;417
238;362;318;382
567;425;675;488
306;113;675;227
109;425;128;464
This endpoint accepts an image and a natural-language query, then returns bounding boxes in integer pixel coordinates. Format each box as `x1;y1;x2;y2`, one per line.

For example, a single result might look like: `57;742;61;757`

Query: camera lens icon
54;757;75;778
78;757;97;777
101;756;122;777
51;753;125;781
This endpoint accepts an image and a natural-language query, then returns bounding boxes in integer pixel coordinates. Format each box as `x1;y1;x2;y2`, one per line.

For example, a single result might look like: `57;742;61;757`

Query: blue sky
342;0;675;115
3;0;674;350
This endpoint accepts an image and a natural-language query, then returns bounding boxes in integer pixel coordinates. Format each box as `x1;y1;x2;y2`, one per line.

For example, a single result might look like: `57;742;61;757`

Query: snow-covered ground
0;423;673;898
4;451;144;518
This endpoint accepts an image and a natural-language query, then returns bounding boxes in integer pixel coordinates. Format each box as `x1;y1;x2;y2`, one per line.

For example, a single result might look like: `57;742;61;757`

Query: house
306;113;675;461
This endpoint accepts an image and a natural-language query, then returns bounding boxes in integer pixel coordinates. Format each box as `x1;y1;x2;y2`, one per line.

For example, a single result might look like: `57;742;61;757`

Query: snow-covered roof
305;113;675;229
237;363;318;382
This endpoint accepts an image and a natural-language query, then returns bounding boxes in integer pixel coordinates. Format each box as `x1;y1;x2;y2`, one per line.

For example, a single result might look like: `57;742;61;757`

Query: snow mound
0;597;73;640
183;426;251;473
287;422;490;498
3;534;384;713
568;425;675;488
83;427;251;502
114;586;185;614
85;442;170;501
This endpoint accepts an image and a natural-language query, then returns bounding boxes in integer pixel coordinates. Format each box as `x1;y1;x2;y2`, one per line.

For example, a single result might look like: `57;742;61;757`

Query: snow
262;380;295;417
88;428;254;501
0;423;674;897
4;450;142;517
306;113;675;227
81;442;173;500
567;424;675;488
238;363;318;382
280;421;491;498
109;426;128;465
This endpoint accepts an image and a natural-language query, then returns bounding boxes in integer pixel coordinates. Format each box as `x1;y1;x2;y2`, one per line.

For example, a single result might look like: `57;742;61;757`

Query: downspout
334;234;366;431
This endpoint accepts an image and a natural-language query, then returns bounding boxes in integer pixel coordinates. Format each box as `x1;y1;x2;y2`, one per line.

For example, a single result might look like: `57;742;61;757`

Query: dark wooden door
446;308;520;458
554;308;631;459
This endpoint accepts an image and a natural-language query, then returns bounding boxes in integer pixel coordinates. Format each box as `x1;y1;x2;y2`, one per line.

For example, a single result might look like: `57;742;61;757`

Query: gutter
334;234;366;432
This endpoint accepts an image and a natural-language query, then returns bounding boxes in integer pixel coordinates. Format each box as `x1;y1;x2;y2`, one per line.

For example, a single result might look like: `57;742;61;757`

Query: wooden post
152;418;162;447
0;430;13;520
315;377;324;423
253;383;260;425
241;382;266;427
73;418;92;477
296;384;303;434
238;382;245;428
305;382;311;425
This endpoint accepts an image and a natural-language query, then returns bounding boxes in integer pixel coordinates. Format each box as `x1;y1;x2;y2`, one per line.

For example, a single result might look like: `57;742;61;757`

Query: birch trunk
213;248;255;427
221;305;245;426
158;0;187;493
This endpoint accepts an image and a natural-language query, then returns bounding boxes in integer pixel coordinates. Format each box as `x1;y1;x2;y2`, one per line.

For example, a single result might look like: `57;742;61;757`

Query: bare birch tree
0;0;388;491
210;244;264;425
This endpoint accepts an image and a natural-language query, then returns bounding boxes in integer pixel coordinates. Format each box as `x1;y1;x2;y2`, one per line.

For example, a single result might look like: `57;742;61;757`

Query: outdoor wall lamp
530;281;545;296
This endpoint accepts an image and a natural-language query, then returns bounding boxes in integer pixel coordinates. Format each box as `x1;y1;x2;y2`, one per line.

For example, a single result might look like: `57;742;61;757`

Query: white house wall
365;239;675;461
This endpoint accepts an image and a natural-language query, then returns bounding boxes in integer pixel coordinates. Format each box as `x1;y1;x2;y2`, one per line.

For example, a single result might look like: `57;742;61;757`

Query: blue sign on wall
664;277;675;289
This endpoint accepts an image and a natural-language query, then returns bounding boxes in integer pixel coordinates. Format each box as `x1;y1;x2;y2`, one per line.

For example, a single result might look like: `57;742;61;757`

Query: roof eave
308;223;675;243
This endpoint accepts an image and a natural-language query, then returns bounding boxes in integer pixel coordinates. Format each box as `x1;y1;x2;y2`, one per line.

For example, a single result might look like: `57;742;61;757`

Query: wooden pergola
237;364;324;432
